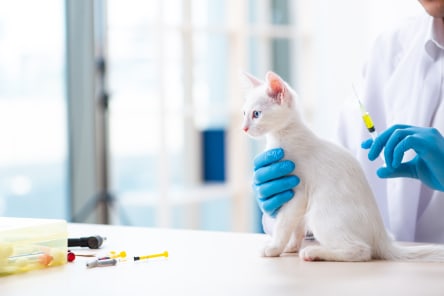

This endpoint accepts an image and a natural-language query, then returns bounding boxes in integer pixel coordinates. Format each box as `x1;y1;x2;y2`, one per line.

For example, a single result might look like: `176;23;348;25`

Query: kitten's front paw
262;245;283;257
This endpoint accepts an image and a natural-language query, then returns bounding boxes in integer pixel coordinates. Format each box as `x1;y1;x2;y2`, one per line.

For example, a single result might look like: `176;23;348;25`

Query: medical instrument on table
68;235;106;249
67;250;76;262
8;252;54;267
352;85;378;139
133;251;169;261
109;250;127;259
86;258;117;268
98;250;127;260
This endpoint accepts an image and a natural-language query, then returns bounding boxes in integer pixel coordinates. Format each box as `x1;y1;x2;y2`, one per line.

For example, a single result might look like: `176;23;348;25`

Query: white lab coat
336;11;444;243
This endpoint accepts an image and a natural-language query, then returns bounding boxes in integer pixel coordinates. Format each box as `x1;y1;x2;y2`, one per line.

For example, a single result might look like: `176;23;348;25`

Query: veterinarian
253;0;444;243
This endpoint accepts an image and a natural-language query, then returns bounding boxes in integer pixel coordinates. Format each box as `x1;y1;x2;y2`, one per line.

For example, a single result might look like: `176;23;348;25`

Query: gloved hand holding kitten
253;147;299;217
254;124;444;217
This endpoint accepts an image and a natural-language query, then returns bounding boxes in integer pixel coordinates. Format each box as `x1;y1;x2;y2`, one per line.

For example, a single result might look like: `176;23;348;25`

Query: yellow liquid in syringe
361;112;377;139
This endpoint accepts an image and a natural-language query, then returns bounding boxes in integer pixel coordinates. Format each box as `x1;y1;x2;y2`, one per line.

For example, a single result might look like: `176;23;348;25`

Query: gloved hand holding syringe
355;84;444;191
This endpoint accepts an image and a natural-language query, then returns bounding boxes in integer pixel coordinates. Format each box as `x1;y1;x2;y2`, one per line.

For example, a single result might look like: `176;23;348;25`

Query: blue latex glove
253;148;300;217
361;124;444;191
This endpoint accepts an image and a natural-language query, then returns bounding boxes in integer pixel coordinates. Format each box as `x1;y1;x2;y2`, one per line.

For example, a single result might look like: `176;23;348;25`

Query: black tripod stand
71;57;129;225
71;0;130;225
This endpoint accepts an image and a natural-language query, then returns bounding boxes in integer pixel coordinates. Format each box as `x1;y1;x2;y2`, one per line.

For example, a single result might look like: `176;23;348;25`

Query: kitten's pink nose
243;127;249;132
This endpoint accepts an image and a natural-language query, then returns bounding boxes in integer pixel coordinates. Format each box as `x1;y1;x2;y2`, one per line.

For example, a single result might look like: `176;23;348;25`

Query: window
0;1;68;219
107;0;232;229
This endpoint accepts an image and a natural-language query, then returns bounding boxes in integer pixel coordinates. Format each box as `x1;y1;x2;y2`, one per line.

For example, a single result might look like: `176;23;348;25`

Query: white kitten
242;71;444;262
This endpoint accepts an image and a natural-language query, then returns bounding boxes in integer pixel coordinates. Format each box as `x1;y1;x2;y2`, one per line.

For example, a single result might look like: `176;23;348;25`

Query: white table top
2;223;444;296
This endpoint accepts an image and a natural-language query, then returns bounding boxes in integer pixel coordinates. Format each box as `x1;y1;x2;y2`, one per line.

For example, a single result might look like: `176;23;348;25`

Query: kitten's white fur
242;71;444;261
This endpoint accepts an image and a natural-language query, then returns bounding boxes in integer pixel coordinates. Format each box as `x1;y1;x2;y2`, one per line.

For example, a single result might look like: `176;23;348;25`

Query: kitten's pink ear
266;71;286;103
243;72;263;88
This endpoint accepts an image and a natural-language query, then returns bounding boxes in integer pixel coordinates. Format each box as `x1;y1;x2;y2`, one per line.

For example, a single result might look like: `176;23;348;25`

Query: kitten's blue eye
252;111;262;119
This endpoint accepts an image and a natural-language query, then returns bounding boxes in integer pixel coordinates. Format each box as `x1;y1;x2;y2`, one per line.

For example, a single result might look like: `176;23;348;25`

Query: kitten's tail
378;240;444;262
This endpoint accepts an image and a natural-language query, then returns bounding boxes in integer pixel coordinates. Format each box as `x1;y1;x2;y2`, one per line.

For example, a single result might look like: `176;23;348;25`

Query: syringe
352;85;378;139
352;85;386;164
